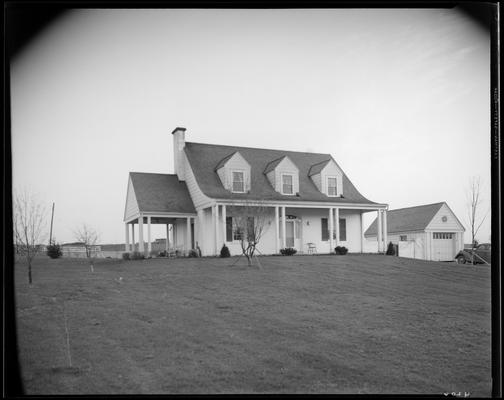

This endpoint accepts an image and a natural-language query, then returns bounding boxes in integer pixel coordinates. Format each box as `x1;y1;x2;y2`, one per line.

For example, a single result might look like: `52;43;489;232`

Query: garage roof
364;202;446;236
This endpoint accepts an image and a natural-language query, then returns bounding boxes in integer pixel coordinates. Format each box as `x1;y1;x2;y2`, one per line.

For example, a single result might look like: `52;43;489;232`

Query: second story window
232;171;245;193
327;177;337;196
282;174;293;195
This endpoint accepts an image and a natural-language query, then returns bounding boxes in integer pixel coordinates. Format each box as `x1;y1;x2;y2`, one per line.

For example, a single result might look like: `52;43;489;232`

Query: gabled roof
214;151;240;171
184;142;378;204
263;156;287;174
308;159;331;176
364;202;445;236
129;172;196;214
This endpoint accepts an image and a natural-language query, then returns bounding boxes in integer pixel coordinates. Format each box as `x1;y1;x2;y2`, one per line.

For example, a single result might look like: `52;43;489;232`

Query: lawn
13;254;491;395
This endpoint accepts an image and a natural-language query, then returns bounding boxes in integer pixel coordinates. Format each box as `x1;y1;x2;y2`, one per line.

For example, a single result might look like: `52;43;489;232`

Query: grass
14;254;491;395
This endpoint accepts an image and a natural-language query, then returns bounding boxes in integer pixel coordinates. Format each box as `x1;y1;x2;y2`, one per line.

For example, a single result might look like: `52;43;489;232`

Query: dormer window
232;171;245;193
282;174;294;195
327;177;337;196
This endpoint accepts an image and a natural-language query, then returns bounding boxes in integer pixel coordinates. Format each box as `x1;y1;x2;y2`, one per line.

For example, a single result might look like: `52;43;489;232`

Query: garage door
432;232;455;261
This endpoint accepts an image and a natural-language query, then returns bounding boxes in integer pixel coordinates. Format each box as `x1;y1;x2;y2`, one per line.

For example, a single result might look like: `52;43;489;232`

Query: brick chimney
172;127;186;180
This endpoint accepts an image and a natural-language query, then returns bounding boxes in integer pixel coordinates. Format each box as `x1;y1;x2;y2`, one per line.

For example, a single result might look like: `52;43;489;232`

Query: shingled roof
184;142;378;204
129;172;196;214
364;202;445;236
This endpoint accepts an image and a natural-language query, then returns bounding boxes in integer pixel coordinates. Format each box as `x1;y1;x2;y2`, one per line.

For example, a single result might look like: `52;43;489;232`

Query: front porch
197;202;389;256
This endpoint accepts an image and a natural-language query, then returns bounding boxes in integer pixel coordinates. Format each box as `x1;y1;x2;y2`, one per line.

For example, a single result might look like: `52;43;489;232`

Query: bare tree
74;224;100;272
13;190;47;285
229;202;270;267
466;176;489;264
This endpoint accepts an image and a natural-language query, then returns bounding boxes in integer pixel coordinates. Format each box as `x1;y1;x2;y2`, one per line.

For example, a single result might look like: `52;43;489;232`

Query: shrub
46;243;62;259
188;249;199;258
280;247;297;256
220;244;230;258
386;242;396;255
158;250;167;257
122;252;130;260
334;246;348;255
131;251;145;260
149;250;158;258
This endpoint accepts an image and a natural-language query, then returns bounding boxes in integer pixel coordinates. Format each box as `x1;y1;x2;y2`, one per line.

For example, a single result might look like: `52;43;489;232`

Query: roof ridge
130;171;177;176
186;141;332;157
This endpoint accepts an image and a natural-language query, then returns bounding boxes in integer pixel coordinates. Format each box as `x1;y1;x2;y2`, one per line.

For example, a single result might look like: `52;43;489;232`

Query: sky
10;8;492;245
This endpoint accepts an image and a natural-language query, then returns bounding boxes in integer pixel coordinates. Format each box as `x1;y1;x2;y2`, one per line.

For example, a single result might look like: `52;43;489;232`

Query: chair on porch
307;243;317;254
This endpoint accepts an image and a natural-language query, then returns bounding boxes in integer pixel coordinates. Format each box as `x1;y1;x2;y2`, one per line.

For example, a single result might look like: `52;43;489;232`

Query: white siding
426;203;465;231
266;170;276;188
367;230;427;259
124;177;139;221
311;173;322;192
182;150;213;209
274;157;299;195
320;160;343;196
215;152;251;192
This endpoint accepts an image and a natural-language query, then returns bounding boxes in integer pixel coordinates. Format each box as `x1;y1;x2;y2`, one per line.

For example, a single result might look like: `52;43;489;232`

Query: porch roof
129;172;196;214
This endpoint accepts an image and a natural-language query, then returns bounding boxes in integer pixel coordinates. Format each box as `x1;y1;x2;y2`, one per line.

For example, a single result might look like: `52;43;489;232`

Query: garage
432;232;456;261
364;202;465;261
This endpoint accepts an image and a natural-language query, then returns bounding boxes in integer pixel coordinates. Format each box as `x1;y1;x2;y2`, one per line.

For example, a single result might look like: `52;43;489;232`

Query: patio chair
307;243;317;254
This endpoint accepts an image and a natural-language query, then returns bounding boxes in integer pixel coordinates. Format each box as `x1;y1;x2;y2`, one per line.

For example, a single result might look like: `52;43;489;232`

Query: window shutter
321;218;328;241
226;217;233;242
339;218;347;241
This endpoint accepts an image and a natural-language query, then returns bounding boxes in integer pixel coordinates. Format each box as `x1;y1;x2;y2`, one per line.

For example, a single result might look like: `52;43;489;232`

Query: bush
280;247;297;256
220;244;230;258
131;251;145;260
334;246;348;255
122;252;130;260
188;249;199;258
386;242;396;255
158;250;167;257
46;243;62;259
149;250;158;258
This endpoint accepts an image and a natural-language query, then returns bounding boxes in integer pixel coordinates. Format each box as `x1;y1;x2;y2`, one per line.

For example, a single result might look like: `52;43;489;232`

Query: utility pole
49;202;55;245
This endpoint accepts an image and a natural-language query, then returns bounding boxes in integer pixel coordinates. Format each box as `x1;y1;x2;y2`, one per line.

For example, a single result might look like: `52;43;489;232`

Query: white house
123;127;389;256
364;202;465;261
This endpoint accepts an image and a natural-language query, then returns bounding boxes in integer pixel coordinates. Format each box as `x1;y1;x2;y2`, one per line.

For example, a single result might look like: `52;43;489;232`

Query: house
61;242;101;258
123;127;389;256
364;202;465;261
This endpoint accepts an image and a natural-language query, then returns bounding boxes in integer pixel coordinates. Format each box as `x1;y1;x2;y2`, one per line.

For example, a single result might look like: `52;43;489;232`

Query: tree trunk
28;260;33;285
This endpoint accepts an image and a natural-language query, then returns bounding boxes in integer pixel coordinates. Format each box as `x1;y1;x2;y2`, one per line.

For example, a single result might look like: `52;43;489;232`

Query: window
282;174;293;195
433;232;453;239
400;235;407;241
226;217;233;242
232;171;245;193
339;218;346;241
321;218;329;241
327;177;337;196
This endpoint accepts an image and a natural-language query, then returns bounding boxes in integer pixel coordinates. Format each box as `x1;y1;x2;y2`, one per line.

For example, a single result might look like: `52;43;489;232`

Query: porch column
213;204;219;255
138;215;144;253
173;224;177;247
377;210;382;253
197;209;205;255
360;211;365;253
334;207;340;246
131;223;135;252
281;206;286;248
125;223;130;252
328;208;334;252
275;206;280;253
166;224;170;251
147;216;152;254
221;205;227;246
186;217;191;253
383;210;388;251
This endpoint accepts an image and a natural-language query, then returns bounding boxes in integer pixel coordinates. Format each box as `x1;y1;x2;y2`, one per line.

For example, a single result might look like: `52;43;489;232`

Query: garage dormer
215;151;251;193
309;159;343;197
264;156;299;195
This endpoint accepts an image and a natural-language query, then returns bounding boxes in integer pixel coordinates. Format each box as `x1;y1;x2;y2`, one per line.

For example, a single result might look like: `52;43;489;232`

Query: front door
286;221;295;247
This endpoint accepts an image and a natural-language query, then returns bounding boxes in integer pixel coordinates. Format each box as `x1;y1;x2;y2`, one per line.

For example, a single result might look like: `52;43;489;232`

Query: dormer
264;156;299;195
308;159;343;197
215;151;251;193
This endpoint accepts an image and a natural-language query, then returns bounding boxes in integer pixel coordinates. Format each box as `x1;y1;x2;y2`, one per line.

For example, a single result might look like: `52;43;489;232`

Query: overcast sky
11;8;491;245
